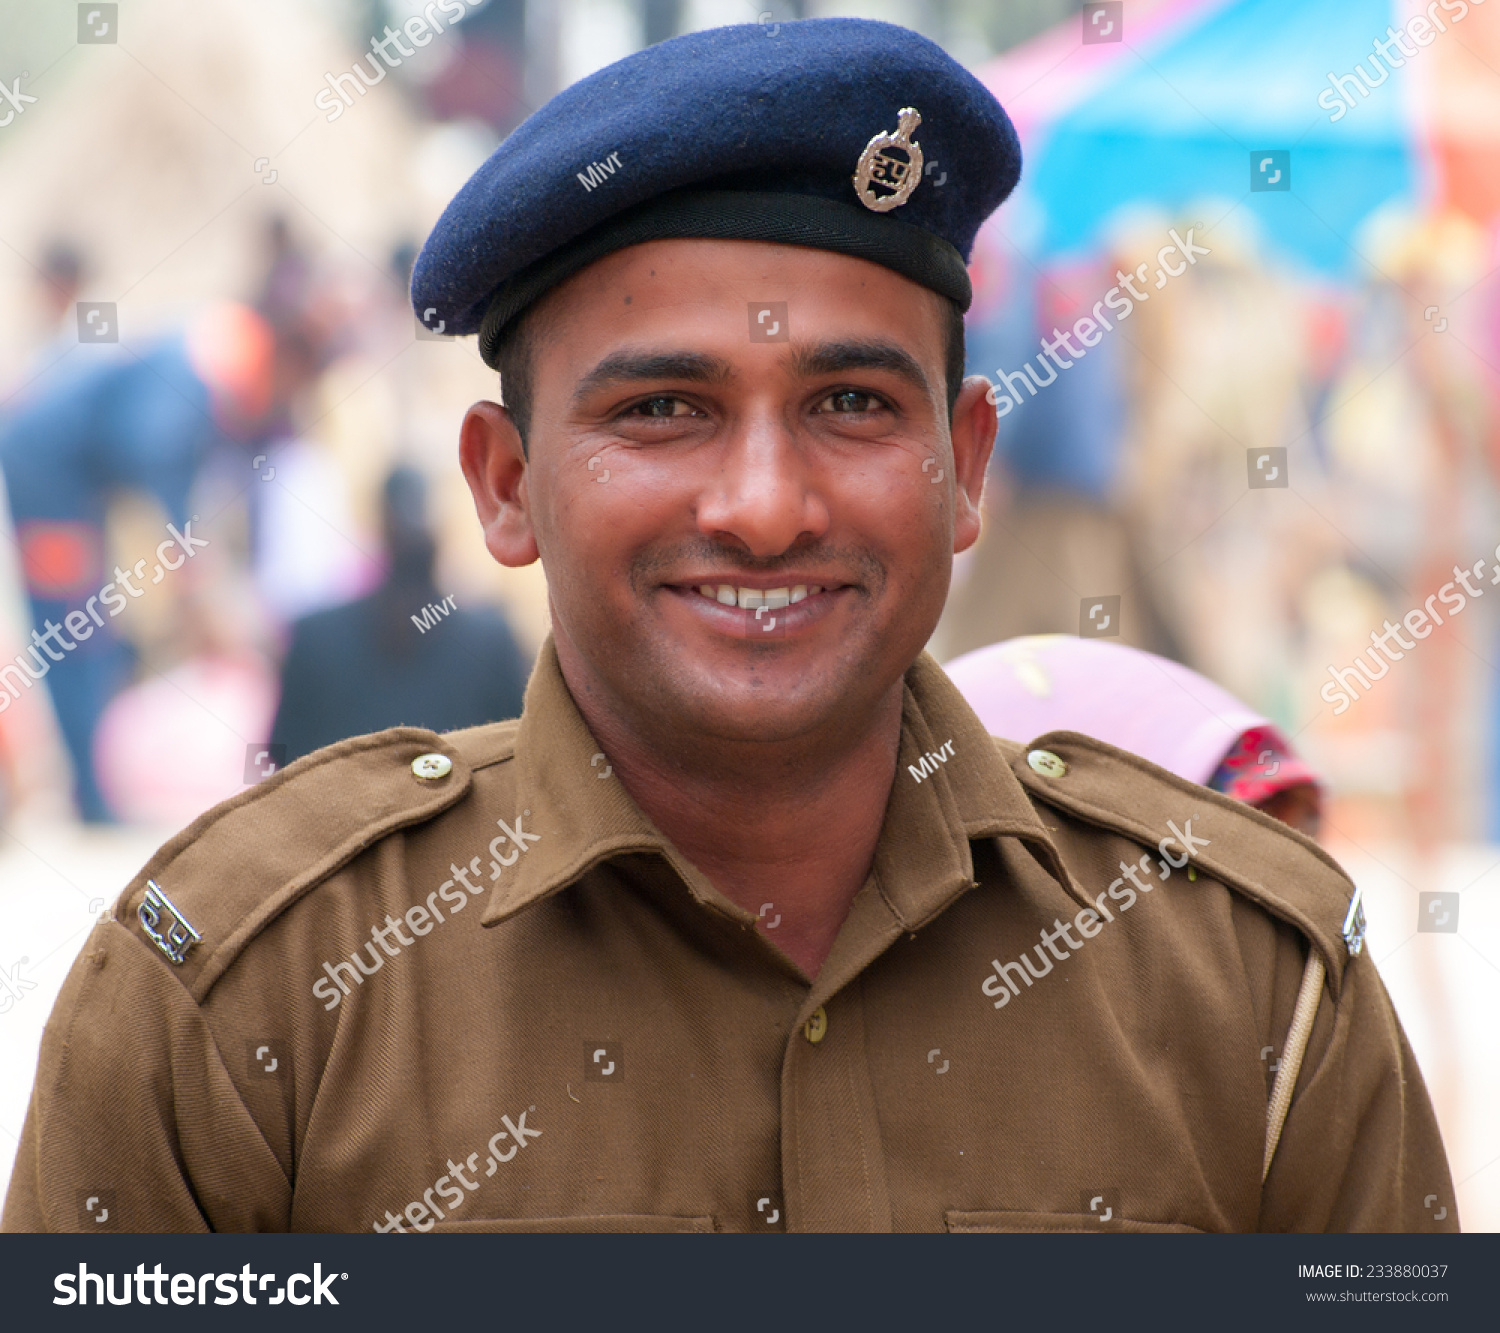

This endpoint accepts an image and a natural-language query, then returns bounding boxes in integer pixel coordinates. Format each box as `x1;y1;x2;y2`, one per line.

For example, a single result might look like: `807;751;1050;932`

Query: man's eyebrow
792;340;934;402
570;350;735;406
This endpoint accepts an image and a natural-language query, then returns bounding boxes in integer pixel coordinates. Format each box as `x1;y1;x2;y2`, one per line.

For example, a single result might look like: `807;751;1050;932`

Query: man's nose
693;414;829;557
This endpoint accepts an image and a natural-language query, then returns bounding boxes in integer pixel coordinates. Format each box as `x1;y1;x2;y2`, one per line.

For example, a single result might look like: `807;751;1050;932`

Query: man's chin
631;627;904;747
649;683;866;750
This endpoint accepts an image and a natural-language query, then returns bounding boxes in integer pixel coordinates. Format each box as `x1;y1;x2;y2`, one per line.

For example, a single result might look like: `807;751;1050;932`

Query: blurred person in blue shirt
0;299;278;820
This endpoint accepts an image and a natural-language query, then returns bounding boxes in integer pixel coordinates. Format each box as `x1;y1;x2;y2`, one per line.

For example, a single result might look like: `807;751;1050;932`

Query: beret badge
853;107;924;213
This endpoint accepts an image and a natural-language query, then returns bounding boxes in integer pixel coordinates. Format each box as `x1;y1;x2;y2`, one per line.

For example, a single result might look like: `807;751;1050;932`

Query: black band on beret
477;189;973;368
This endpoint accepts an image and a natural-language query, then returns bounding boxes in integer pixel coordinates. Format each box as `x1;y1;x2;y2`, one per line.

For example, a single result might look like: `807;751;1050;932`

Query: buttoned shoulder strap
994;730;1361;999
113;724;511;1003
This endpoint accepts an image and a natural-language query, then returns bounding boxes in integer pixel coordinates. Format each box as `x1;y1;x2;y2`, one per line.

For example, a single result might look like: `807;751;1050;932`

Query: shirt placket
781;969;895;1231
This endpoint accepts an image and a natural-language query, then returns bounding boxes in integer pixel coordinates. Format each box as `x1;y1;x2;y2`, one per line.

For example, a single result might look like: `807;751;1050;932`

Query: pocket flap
945;1209;1202;1234
430;1213;715;1233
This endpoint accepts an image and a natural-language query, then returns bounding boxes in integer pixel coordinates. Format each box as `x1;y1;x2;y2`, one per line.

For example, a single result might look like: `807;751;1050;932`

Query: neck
557;642;907;980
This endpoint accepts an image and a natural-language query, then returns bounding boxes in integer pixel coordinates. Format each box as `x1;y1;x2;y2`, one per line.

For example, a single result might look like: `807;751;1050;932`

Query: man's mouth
690;584;824;609
660;579;850;639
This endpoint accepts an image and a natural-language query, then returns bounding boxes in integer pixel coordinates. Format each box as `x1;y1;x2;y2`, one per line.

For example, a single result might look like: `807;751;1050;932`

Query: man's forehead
550;235;940;304
525;237;948;365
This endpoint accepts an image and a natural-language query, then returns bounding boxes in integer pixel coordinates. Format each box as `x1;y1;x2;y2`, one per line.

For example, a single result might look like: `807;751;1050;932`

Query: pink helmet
944;635;1320;809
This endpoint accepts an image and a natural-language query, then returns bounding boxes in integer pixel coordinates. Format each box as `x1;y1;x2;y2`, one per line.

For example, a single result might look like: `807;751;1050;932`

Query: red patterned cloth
1206;724;1320;806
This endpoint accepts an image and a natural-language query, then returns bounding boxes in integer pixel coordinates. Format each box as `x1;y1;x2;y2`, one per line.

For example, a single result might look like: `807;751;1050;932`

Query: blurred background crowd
1;0;1497;1225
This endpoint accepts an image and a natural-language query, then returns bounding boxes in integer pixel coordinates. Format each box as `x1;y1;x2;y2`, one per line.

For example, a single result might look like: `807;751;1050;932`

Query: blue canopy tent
998;0;1423;278
964;0;1430;497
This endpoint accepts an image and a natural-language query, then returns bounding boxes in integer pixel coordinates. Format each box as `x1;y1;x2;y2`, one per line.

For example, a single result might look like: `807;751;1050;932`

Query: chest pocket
431;1213;716;1233
945;1209;1203;1234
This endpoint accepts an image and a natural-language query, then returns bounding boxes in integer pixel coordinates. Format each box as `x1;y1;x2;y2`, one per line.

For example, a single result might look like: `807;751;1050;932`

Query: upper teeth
696;584;822;608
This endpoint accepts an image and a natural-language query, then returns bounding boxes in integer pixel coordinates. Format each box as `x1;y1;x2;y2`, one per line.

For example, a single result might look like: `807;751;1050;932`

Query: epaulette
114;722;518;1003
996;731;1360;998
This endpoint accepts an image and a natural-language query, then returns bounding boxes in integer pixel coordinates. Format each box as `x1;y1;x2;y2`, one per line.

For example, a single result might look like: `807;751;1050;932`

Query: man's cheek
871;479;950;557
887;501;956;606
560;442;694;508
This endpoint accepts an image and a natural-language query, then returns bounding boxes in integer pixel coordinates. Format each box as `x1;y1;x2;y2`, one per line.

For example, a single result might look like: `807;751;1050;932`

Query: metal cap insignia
853;107;924;213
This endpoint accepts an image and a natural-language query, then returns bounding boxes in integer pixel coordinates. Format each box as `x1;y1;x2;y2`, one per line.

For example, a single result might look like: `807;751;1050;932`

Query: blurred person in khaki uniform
4;20;1453;1233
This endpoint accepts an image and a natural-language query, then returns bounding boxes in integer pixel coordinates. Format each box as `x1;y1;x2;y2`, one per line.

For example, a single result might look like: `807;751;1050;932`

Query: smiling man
5;19;1454;1233
457;234;982;979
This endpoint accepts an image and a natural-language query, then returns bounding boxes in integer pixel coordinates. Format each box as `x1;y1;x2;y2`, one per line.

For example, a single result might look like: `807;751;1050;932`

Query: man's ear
458;401;539;567
949;374;997;555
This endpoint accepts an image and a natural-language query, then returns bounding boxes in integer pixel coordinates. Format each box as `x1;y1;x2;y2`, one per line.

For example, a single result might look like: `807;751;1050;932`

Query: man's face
461;238;994;748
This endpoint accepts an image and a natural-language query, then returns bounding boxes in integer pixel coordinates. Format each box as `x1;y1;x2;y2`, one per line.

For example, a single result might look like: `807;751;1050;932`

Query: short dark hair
495;291;967;455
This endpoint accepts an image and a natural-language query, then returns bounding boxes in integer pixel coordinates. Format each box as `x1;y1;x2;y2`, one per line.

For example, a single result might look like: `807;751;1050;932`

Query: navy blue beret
412;18;1020;366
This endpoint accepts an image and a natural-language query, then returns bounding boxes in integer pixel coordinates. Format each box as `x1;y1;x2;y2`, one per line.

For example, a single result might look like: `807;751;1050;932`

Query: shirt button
411;753;453;780
803;1007;828;1044
1026;748;1067;779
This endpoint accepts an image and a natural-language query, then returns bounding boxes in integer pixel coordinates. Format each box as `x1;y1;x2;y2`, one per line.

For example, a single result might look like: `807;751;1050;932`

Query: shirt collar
480;636;1075;928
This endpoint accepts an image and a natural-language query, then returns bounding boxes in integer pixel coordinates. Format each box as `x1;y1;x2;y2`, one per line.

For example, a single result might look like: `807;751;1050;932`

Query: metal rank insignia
853;107;924;213
139;880;201;965
1341;884;1366;957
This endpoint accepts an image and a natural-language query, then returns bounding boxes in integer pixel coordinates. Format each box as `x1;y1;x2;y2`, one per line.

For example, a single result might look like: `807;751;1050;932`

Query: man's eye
624;396;697;418
815;389;886;414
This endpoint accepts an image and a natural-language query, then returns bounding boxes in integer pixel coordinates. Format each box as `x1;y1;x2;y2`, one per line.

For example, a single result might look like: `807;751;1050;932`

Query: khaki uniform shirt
4;640;1456;1232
